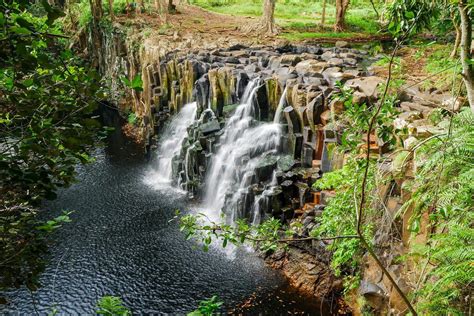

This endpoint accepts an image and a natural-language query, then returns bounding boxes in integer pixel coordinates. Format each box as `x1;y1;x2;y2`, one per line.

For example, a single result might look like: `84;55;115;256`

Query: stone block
284;106;302;134
288;133;304;159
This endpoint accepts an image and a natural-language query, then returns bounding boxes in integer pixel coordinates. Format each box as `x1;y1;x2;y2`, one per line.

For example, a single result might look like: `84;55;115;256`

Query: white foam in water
273;86;288;124
145;102;197;191
203;79;282;222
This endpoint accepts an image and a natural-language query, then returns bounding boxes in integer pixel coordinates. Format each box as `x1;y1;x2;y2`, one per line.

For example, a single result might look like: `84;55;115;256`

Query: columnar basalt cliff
84;23;461;314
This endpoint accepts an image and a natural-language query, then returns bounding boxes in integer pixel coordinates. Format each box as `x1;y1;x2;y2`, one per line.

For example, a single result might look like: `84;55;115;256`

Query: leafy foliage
178;211;286;253
188;296;223;316
384;0;439;37
0;207;73;292
332;83;399;153
0;0;105;293
402;109;474;314
96;296;131;316
120;74;143;92
311;158;376;276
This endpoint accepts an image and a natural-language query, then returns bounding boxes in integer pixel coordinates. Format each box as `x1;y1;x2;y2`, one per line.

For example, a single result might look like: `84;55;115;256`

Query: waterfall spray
146;102;197;189
273;86;288;124
203;79;283;222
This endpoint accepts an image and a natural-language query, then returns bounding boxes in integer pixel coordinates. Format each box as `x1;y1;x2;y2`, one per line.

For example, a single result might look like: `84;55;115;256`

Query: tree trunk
88;0;103;68
321;0;326;26
261;0;277;35
458;0;474;112
451;22;461;59
90;0;103;21
108;0;114;20
167;0;176;13
334;0;350;32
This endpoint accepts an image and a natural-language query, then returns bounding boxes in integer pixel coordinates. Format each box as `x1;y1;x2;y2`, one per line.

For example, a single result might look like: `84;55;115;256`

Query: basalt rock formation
84;22;461;314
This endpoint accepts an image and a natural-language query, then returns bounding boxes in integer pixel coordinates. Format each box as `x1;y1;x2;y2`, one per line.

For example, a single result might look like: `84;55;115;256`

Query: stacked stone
146;43;383;218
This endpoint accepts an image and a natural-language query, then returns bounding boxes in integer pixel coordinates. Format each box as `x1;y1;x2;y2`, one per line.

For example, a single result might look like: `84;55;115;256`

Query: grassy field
190;0;381;40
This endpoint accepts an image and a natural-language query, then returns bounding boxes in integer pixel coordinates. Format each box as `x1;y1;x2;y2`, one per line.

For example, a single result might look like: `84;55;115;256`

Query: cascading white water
203;79;282;221
251;171;278;225
273;86;288;124
146;102;197;188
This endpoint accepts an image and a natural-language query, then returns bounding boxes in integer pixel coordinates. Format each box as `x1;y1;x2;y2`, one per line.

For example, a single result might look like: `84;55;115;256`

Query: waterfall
251;171;279;225
203;79;282;221
273;86;288;124
147;102;197;188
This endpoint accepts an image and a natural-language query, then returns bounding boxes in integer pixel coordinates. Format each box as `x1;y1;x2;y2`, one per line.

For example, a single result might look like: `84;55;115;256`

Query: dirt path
114;4;389;47
115;4;278;47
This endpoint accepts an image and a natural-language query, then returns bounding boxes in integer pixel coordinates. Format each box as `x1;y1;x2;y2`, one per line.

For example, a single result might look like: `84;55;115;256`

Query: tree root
240;20;280;37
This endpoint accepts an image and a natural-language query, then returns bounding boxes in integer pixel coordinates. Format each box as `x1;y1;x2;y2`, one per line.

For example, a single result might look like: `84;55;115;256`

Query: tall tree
458;0;474;112
108;0;114;20
450;12;461;58
242;0;278;35
321;0;327;26
261;0;277;35
334;0;350;31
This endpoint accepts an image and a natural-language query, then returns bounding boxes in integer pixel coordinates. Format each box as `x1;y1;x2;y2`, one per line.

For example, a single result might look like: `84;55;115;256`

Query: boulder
208;68;224;116
268;188;284;216
400;102;433;117
268;55;281;70
281;180;297;201
275;67;298;86
345;76;384;102
280;54;303;66
352;90;368;105
335;40;350;48
199;119;220;136
344;58;358;66
295;60;327;77
321;51;336;61
223;56;240;64
393;111;423;130
303;77;325;86
295;182;311;207
328;57;344;67
244;64;260;73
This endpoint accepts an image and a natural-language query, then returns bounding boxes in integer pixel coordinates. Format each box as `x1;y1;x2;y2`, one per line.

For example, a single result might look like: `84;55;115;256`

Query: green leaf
15;17;34;30
131;74;143;92
11;26;31;34
120;76;131;86
404;11;415;19
410;217;421;233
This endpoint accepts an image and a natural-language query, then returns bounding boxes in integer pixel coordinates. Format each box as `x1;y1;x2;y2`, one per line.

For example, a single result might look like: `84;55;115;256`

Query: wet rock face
145;44;376;206
265;245;342;299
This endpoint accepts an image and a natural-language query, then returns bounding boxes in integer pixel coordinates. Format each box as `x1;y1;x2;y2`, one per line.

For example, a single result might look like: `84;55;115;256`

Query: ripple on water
0;148;288;314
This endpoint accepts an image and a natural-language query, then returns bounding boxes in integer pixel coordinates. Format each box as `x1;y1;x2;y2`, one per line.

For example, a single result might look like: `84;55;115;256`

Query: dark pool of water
0;126;331;315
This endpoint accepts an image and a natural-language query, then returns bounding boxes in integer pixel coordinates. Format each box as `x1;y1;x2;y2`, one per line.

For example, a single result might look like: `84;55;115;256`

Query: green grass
411;42;462;90
191;0;381;40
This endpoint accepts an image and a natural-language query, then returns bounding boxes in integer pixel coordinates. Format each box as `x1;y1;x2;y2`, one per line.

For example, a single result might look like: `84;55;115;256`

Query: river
0;118;328;315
